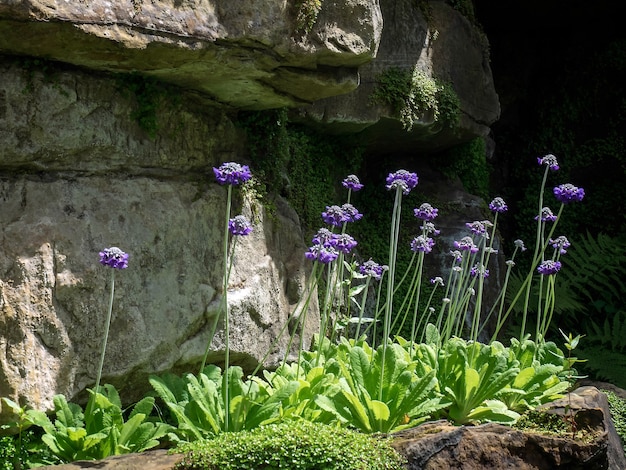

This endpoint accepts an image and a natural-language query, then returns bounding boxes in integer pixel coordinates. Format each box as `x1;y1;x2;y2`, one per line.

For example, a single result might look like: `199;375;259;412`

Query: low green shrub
604;390;626;451
173;420;405;470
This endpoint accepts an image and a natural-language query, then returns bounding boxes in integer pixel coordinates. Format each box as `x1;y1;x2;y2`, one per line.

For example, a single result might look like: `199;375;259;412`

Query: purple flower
550;235;571;254
466;221;491;238
228;215;253;236
537;154;560;171
322;205;348;227
420;222;441;236
332;233;358;254
359;259;387;280
450;250;463;263
342;175;364;191
410;235;435;253
385;170;418;195
99;247;129;269
470;264;490;278
213;162;252;186
489;197;508;213
305;244;339;264
430;277;444;286
537;260;562;276
341;203;363;222
454;236;479;253
414;203;439;221
312;228;334;246
553;184;585;204
535;207;558;222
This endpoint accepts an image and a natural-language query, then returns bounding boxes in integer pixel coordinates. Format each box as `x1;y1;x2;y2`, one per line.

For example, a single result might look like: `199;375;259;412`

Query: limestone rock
392;386;626;470
0;59;317;420
0;0;382;109
300;0;501;153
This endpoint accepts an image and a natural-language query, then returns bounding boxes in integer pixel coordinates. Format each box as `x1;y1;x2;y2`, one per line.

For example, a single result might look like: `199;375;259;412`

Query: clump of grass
512;410;570;436
173;420;405;470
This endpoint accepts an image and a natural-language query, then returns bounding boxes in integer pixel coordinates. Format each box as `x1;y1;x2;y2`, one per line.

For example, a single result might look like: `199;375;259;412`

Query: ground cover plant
0;154;591;468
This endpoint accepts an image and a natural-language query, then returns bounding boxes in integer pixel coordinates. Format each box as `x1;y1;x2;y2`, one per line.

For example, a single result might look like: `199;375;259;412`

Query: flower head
420;222;441;236
213;162;252;186
312;228;334;246
514;239;527;251
430;277;444;286
466;221;490;238
535;207;558;222
228;215;253;236
537;260;562;276
342;175;364;191
553;184;585;204
305;244;339;264
489;197;508;213
550;235;571;254
414;203;438;221
359;259;387;280
322;205;348;227
99;247;129;269
537;154;560;171
332;233;358;254
341;203;363;222
385;170;418;195
470;264;490;278
454;236;479;253
449;250;463;263
410;235;435;253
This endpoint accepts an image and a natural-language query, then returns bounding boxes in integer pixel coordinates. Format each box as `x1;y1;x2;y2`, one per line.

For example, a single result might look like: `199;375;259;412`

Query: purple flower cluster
228;215;253;236
414;203;438;221
213;162;252;186
305;228;358;263
321;204;363;226
466;220;492;238
342;175;364;192
411;235;435;253
454;236;479;253
537;260;562;276
420;222;440;236
553;184;585;204
537;154;560;171
99;247;129;269
470;264;490;278
342;203;363;222
535;207;558;222
550;235;571;254
489;197;508;213
359;259;387;280
385;170;418;195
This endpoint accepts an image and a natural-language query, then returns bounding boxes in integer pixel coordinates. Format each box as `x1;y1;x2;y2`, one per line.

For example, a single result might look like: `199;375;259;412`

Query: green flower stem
95;269;115;394
354;276;372;339
380;186;403;402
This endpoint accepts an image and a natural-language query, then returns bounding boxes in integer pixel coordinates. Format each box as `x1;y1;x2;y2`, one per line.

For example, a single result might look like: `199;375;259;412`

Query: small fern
586;311;626;353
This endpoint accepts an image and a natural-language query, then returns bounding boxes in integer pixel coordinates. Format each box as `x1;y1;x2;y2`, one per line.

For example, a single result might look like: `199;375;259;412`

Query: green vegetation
236;110;363;232
436;137;490;200
294;0;323;34
173;420;405;470
115;72;179;139
370;67;460;131
604;390;626;451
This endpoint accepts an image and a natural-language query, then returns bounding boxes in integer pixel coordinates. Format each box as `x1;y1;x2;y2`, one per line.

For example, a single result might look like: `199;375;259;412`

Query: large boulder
392;386;626;470
300;0;500;153
0;59;317;418
0;0;383;109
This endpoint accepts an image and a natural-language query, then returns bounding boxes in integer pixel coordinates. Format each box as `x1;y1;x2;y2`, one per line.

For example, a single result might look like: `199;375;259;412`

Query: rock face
0;0;501;418
392;386;626;470
300;0;500;153
0;0;382;109
0;61;317;416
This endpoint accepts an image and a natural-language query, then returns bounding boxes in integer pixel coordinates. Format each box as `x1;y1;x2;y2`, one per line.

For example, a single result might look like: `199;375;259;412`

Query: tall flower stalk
380;169;418;401
96;247;129;393
202;162;252;431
